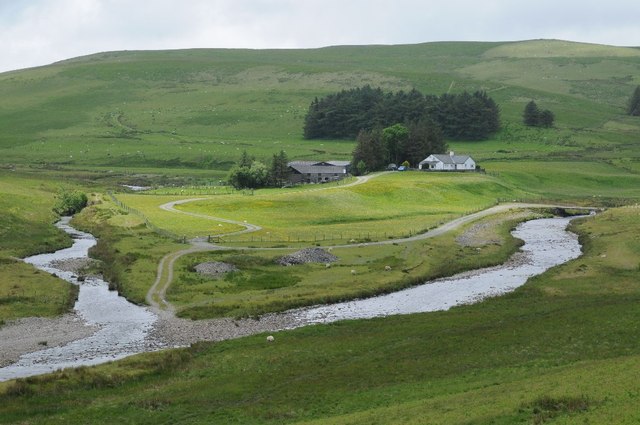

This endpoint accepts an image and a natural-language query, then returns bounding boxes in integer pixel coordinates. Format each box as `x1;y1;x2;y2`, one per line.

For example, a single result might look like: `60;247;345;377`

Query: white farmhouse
418;152;476;171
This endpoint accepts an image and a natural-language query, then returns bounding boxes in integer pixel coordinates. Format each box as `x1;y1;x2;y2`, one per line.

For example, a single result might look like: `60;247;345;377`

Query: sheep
266;335;275;342
351;269;357;275
325;263;332;268
384;265;392;271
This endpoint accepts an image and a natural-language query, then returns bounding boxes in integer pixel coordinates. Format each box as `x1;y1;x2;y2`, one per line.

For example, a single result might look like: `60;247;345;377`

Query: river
0;215;583;382
0;218;161;382
295;216;582;323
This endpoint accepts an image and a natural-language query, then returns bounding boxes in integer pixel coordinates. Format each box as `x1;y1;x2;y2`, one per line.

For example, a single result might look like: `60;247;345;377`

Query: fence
107;192;187;243
213;223;448;246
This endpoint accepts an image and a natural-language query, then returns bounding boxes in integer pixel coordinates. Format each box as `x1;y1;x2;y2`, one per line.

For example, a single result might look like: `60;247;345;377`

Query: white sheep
266;335;275;342
351;269;357;275
384;265;392;271
325;263;331;268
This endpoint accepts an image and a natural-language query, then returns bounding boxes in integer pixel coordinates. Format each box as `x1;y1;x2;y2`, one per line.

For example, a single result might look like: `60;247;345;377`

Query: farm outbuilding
288;160;351;184
418;152;476;171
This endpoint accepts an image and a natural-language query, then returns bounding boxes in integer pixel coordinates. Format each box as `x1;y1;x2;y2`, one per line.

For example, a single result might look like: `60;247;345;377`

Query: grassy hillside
1;40;639;180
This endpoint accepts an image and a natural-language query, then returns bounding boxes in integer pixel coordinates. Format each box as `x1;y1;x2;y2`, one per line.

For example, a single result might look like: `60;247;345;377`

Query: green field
69;196;185;304
2;39;640;423
118;172;526;244
168;210;529;318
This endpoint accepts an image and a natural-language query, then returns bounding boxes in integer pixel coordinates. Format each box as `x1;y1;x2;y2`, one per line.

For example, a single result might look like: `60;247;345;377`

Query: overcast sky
1;0;640;73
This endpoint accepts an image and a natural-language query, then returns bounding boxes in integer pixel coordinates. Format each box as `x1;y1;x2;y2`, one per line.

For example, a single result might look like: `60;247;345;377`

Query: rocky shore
0;314;99;368
49;257;101;278
147;310;303;348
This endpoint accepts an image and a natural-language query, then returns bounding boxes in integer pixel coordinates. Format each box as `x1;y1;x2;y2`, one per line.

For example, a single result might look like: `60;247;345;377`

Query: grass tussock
526;395;592;424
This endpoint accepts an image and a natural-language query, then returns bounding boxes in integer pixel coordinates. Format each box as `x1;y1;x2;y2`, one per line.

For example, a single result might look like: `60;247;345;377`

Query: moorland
1;39;640;423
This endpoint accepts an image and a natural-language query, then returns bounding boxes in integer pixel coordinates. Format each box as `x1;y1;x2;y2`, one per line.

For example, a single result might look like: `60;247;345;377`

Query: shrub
53;190;88;216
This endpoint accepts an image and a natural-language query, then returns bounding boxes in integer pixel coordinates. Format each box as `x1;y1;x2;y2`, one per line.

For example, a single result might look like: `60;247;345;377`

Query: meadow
169;210;530;318
1;207;639;423
69;196;185;304
119;172;527;244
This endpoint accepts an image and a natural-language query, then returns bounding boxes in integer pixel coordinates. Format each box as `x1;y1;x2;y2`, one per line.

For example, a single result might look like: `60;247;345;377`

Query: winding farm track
146;172;598;311
146;174;383;309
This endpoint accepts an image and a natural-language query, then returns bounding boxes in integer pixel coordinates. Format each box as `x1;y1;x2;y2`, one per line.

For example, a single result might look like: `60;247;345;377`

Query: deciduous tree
382;123;409;164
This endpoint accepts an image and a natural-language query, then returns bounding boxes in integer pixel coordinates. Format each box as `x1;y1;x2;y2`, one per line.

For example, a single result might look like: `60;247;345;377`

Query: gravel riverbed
0;315;99;368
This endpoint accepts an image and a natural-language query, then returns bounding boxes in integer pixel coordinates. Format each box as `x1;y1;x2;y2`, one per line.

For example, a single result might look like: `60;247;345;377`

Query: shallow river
0;215;583;382
295;216;583;323
0;218;161;382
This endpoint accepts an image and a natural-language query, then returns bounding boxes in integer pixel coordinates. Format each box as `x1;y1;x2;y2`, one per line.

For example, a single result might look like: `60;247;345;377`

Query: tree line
303;85;501;141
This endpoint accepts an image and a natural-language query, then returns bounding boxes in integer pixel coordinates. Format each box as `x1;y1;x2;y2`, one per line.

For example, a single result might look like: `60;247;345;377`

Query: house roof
420;154;473;165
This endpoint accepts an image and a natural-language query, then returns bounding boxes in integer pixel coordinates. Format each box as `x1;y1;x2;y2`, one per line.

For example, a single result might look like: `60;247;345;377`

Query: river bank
0;314;98;368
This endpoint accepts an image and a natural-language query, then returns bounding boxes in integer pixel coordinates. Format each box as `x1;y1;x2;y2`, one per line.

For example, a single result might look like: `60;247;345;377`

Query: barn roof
289;164;347;174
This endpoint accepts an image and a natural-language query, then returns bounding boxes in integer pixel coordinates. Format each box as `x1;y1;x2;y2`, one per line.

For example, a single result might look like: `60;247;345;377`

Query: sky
1;0;640;73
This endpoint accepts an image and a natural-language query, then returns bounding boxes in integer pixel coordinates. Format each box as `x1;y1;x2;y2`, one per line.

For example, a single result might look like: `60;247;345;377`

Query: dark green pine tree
238;150;254;168
269;150;289;187
303;97;324;139
523;101;541;126
352;129;386;174
404;119;446;166
628;86;640;116
538;109;555;128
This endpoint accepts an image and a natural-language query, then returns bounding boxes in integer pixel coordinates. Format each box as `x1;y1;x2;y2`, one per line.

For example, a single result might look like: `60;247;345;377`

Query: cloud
1;0;639;73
